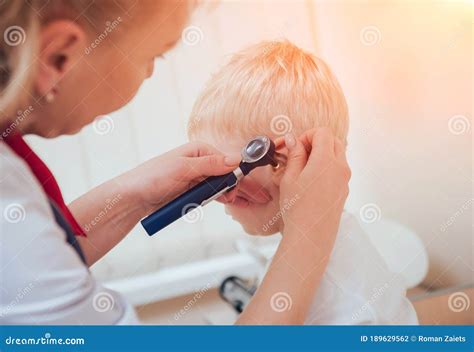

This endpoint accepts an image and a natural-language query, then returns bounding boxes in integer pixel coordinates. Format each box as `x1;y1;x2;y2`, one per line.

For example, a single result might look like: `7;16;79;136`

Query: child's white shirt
301;211;418;325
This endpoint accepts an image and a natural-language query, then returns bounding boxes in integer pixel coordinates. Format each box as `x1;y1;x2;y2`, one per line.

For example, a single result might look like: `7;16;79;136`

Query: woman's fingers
184;153;240;180
178;141;219;157
281;128;341;184
177;141;241;181
305;128;335;171
297;128;335;158
282;132;308;183
278;127;351;242
180;141;240;164
298;128;316;154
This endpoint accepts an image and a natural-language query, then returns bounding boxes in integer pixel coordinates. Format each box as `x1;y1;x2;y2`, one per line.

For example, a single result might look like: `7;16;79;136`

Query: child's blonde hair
187;41;349;144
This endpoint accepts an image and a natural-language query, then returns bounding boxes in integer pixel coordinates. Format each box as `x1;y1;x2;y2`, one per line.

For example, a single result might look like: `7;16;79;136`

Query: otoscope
141;135;278;236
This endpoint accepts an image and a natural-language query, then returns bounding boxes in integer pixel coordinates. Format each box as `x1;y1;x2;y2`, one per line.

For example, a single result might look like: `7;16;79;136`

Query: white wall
26;0;472;289
312;0;472;288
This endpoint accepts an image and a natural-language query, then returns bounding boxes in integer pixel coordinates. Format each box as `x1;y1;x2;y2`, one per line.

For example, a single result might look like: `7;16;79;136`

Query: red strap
3;133;86;237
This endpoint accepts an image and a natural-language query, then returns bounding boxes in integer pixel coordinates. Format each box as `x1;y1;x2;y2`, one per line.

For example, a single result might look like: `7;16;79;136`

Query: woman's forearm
236;227;332;325
69;174;147;266
68;143;241;267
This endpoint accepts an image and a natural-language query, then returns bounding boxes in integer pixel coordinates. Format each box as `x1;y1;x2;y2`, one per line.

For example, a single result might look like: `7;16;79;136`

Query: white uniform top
304;212;419;325
0;142;139;324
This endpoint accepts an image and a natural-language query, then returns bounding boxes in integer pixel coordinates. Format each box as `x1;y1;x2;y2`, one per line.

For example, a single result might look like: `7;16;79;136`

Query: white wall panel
312;0;472;288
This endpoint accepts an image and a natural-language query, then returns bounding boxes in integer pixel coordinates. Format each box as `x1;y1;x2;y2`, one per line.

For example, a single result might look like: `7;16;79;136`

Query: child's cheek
225;199;283;236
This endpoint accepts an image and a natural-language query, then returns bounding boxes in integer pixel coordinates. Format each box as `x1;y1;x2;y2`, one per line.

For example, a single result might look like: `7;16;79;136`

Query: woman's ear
271;136;288;186
34;20;87;99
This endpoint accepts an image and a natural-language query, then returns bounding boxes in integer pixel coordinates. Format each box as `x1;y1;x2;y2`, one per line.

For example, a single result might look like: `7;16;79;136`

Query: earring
45;91;55;103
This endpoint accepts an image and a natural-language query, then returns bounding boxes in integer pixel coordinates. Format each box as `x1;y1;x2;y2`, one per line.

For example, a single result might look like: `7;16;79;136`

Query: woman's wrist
116;168;157;217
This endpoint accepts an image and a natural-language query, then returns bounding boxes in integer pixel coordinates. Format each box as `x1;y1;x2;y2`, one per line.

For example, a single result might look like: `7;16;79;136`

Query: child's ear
271;137;288;186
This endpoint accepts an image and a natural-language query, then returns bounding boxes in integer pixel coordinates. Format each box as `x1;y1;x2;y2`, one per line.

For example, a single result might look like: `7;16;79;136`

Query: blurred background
26;0;472;324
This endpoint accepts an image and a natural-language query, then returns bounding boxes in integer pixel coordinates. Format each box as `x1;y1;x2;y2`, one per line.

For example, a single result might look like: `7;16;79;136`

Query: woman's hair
0;0;125;120
188;40;349;144
0;1;38;118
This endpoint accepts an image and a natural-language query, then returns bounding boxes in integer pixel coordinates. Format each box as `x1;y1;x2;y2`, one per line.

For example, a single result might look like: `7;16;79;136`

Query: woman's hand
122;141;241;215
237;128;350;325
280;128;351;250
72;141;240;266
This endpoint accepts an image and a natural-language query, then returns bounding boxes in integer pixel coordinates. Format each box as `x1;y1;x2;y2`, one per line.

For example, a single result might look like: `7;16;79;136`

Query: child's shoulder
333;211;383;260
329;210;394;279
310;211;418;325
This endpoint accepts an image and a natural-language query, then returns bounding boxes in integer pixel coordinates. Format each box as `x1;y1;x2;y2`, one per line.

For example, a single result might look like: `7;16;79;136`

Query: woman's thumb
282;132;308;182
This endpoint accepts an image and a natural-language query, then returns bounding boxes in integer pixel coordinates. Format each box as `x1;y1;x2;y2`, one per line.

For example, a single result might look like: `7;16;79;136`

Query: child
187;41;418;324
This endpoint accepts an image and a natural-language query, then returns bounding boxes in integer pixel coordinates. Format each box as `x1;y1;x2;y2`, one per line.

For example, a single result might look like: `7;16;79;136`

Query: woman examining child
188;41;417;324
0;0;350;324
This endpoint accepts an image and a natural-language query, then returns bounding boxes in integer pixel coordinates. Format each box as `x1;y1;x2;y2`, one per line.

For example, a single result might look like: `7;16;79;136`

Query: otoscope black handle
141;171;239;236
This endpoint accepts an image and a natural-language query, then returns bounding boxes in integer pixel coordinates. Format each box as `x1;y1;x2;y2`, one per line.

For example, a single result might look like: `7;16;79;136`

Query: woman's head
188;40;349;235
0;0;194;137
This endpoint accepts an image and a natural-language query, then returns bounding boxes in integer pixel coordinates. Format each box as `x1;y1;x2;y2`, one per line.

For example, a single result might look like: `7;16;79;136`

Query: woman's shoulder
0;142;137;324
0;141;49;200
0;141;54;225
0;140;63;248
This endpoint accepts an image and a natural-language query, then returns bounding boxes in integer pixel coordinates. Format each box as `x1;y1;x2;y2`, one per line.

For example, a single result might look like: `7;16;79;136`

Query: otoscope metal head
239;135;278;175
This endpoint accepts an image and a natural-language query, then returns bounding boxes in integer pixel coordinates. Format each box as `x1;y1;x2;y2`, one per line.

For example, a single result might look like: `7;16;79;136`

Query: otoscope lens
246;139;265;159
